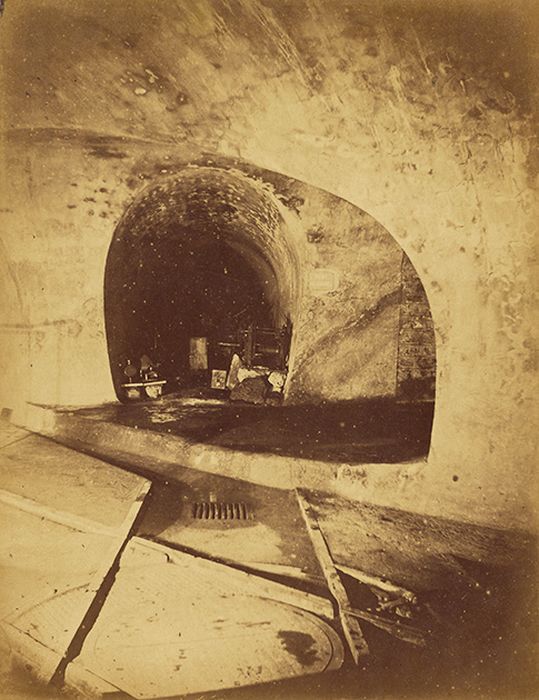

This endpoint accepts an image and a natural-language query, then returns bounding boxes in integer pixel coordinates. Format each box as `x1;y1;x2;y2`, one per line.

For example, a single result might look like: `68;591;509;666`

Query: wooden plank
49;479;152;687
295;490;369;662
131;536;334;620
245;561;325;585
335;563;417;603
120;380;166;388
343;607;427;647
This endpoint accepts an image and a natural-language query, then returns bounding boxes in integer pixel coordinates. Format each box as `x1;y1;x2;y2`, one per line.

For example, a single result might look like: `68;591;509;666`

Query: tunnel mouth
103;164;435;464
105;168;297;404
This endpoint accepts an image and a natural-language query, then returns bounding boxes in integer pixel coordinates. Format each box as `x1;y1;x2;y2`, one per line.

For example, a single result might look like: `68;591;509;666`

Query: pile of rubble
212;352;287;405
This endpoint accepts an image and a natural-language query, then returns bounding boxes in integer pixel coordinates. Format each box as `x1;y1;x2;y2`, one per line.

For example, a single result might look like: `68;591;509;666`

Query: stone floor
1;421;537;699
0;427;342;699
136;476;325;583
63;393;434;464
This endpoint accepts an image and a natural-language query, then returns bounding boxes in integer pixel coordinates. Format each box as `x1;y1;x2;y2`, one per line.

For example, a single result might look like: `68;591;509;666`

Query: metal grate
192;502;253;520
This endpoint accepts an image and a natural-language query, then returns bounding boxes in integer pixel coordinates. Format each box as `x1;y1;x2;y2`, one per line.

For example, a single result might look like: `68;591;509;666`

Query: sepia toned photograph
0;1;537;698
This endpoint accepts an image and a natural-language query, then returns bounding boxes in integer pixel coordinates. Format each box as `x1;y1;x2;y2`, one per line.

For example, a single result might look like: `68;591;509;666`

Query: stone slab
0;432;148;529
70;537;343;698
0;502;114;679
136;476;323;579
0;431;151;686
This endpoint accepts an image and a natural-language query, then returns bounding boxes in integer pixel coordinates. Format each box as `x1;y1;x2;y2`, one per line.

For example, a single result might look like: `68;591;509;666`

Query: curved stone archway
104;167;300;400
105;161;435;438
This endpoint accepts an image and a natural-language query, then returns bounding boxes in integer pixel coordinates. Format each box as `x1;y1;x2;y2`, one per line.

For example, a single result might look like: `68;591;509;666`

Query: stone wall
0;0;536;530
0;144;408;407
397;255;436;400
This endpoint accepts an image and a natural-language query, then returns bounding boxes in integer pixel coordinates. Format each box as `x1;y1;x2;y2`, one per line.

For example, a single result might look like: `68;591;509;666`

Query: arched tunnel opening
103;166;435;463
105;168;296;404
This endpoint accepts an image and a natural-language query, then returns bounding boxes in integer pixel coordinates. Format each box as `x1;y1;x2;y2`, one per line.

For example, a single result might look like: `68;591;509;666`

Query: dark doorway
105;170;296;402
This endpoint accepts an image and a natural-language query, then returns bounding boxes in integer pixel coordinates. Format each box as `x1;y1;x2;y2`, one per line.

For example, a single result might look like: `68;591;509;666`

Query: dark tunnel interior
106;229;280;392
104;170;295;401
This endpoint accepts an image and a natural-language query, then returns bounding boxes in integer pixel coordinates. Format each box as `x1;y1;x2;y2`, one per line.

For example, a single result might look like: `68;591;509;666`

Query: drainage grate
192;502;253;520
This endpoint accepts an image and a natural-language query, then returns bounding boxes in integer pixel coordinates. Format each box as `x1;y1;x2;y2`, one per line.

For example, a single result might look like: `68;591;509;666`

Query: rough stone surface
397;255;436;399
0;0;537;530
230;376;270;405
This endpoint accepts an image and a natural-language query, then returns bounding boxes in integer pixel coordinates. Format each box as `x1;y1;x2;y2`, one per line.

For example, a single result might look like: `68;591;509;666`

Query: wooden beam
295;489;369;662
49;479;152;688
335;563;417;603
343;607;427;647
132;536;334;621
